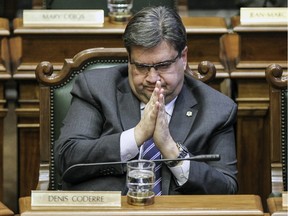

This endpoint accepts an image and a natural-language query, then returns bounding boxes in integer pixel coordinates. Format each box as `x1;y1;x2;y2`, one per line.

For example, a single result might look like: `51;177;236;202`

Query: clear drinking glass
107;0;133;24
126;160;155;205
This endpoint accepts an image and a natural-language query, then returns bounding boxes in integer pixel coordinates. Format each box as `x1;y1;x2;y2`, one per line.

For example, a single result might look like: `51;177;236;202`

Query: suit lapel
169;84;198;144
117;79;140;130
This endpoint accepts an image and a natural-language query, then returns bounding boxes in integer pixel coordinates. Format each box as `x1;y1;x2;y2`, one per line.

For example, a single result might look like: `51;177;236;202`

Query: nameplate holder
31;190;121;210
283;191;288;207
23;10;104;27
240;7;287;26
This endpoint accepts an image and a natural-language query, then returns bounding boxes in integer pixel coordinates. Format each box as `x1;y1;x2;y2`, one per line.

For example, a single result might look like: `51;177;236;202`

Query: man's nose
146;67;160;81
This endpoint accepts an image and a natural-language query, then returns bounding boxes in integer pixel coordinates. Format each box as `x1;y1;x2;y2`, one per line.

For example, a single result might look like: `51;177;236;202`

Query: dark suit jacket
55;65;238;194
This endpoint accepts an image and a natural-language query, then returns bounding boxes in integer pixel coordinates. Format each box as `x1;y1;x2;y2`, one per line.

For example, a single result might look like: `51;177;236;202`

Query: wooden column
0;17;10;201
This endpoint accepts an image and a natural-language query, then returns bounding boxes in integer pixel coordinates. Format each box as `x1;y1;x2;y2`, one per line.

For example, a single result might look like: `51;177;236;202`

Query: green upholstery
50;62;127;190
53;63;121;143
269;89;287;197
265;64;288;196
281;89;287;191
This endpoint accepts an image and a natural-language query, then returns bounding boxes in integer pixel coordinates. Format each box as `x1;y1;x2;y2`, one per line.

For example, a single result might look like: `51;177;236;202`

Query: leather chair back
36;48;128;189
265;63;288;192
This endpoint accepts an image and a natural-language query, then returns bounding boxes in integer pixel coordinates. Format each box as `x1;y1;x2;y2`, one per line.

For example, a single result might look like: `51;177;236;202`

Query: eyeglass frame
129;52;181;74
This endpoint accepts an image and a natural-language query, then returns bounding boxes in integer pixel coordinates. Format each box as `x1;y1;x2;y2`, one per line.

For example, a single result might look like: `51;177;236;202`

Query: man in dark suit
55;6;238;195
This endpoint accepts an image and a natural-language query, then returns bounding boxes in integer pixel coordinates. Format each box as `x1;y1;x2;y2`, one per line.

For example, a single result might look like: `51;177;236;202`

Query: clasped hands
134;81;179;159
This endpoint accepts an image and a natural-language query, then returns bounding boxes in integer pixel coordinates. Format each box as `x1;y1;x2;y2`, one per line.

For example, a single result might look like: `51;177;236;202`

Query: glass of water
107;0;133;24
126;160;155;205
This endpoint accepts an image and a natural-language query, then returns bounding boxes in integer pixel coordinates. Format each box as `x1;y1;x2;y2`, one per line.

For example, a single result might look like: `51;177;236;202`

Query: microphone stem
62;154;221;179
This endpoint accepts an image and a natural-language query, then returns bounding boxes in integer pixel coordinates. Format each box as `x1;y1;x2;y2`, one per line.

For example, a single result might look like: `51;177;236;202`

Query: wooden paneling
235;77;270;195
0;17;11;201
230;16;287;68
269;89;282;164
267;197;287;216
229;16;287;210
0;201;14;216
15;79;40;198
11;17;229;72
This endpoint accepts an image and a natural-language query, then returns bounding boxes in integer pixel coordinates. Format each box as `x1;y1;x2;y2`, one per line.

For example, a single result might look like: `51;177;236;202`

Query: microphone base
127;191;155;206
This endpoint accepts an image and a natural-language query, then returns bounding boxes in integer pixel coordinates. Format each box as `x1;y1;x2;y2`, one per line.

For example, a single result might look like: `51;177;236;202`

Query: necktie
142;139;162;196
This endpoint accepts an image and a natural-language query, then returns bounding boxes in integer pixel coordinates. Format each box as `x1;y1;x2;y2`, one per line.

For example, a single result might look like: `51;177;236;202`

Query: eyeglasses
130;53;181;75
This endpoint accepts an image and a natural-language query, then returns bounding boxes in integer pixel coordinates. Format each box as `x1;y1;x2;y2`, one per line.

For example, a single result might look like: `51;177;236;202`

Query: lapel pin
186;111;193;117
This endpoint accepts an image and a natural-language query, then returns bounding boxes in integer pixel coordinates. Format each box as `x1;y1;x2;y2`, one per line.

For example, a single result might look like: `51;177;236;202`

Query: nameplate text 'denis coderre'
31;190;121;210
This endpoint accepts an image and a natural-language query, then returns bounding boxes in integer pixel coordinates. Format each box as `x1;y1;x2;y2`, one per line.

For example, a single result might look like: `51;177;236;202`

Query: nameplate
31;190;121;210
23;10;104;27
283;191;288;207
240;7;287;26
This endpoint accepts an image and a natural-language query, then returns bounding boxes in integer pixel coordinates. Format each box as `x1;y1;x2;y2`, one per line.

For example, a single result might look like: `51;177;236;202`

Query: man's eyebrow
132;58;175;65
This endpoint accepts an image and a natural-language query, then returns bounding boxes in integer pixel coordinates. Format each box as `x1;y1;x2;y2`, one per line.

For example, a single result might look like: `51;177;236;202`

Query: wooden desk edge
19;195;264;215
0;18;10;35
12;17;228;34
231;16;287;32
267;197;288;215
0;201;14;216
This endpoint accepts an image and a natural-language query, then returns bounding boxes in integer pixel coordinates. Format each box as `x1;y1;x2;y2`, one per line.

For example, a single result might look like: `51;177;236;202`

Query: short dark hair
123;6;187;55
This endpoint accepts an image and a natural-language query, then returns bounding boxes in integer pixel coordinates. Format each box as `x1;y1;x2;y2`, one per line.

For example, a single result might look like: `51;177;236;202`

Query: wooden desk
229;16;287;210
10;17;228;73
267;197;288;216
0;201;14;216
0;17;10;201
0;18;10;74
19;195;264;216
10;16;230;199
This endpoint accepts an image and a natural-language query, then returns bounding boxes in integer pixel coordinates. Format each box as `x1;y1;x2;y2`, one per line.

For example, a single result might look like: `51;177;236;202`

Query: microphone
153;154;220;163
61;154;220;182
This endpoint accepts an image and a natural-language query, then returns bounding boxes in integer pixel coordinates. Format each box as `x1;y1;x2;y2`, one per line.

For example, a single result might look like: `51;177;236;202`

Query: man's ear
181;46;188;70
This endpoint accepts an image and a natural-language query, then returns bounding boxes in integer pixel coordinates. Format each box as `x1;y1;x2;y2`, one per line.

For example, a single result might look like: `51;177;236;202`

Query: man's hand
153;84;179;159
134;80;179;158
134;81;162;146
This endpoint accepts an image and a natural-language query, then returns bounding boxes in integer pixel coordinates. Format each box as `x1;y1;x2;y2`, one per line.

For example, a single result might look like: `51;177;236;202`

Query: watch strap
164;143;188;167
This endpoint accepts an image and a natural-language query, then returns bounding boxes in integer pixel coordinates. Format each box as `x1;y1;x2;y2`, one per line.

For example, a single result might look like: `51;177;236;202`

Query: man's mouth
145;86;155;92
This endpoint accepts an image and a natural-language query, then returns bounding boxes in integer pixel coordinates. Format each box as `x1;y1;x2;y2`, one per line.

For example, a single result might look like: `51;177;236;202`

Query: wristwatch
165;142;189;167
